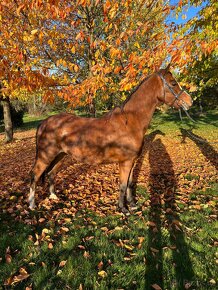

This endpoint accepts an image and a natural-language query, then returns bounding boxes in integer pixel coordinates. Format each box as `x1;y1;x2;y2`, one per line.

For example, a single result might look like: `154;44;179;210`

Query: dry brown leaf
97;261;104;269
5;254;12;264
59;260;67;267
4;270;30;286
61;227;69;233
150;247;159;253
83;251;90;259
48;242;53;249
147;221;156;227
151;283;162;290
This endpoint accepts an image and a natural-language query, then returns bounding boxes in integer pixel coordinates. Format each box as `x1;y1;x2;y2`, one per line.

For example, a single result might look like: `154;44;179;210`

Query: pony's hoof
49;193;58;200
129;203;138;211
29;203;35;210
119;207;130;216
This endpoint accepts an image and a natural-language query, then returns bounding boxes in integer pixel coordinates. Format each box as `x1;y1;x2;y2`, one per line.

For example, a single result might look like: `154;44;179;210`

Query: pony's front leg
118;160;134;214
29;175;36;209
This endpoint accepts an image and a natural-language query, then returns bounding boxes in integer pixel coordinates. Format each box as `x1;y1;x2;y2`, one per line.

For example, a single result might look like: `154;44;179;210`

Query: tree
0;1;172;113
0;0;216;142
1;98;13;142
0;0;57;141
168;0;218;104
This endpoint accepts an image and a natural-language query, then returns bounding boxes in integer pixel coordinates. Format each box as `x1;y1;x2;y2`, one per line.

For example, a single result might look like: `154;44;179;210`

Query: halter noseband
157;72;185;107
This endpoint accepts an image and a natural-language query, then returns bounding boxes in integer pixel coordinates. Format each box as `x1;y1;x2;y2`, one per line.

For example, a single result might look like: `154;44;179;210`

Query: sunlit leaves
0;0;172;107
0;0;216;107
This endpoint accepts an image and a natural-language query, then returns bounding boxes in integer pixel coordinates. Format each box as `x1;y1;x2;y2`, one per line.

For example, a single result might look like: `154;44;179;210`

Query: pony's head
157;65;193;111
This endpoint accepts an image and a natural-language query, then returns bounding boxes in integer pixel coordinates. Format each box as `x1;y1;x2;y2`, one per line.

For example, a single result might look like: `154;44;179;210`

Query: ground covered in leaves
0;112;217;289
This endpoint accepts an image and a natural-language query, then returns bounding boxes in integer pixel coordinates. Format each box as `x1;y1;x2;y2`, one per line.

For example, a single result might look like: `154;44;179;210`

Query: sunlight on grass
0;184;217;289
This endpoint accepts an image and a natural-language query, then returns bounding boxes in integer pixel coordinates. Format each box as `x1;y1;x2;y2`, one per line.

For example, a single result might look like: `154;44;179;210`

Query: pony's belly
64;143;134;165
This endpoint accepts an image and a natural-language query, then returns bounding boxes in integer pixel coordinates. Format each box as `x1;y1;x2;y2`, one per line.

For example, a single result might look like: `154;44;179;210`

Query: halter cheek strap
157;72;184;106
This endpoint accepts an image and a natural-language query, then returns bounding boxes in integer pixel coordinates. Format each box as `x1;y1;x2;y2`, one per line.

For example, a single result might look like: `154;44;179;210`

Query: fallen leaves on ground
0;127;217;286
0;128;217;225
4;267;30;286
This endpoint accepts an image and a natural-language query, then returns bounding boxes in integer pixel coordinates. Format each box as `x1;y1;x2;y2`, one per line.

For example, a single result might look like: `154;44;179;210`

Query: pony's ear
164;63;171;73
154;65;160;72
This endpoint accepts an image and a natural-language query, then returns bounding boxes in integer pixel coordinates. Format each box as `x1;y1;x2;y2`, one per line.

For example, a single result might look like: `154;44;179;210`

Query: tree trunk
2;98;13;142
85;7;96;117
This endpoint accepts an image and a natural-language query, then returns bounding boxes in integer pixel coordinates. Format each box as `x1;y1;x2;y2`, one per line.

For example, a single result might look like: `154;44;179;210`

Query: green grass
0;186;217;289
149;109;218;136
21;111;61;131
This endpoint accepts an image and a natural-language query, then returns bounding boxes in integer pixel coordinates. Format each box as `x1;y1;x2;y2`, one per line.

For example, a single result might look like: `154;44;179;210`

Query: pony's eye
171;82;177;87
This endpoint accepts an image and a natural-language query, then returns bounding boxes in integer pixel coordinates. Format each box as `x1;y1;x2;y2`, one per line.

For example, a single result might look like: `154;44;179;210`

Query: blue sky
167;1;207;25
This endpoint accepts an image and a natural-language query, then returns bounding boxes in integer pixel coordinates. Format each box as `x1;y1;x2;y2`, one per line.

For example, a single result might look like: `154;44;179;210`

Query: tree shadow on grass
145;138;195;289
180;128;218;170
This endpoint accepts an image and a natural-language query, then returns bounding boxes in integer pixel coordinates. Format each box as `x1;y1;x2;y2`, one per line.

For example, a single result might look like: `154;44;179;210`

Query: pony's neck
123;74;162;131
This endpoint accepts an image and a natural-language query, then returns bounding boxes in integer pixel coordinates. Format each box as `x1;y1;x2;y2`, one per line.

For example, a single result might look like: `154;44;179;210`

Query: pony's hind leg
29;160;48;209
47;152;66;200
29;172;36;209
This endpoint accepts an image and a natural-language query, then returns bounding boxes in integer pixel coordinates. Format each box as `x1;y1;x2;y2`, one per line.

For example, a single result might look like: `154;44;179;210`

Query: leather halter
157;72;185;107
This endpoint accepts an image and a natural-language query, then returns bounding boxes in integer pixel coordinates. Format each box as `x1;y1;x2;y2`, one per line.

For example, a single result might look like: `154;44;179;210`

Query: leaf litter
0;128;217;286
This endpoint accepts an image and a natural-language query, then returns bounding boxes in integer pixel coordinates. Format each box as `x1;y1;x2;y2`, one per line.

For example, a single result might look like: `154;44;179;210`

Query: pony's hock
29;66;193;213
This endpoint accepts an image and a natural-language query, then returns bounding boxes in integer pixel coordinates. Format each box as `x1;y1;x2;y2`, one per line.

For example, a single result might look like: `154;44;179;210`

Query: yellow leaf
134;42;140;48
124;244;134;251
48;39;53;47
114;226;123;231
19;268;28;275
42;228;49;234
74;64;79;72
98;270;107;278
31;29;38;35
189;85;197;92
71;46;76;54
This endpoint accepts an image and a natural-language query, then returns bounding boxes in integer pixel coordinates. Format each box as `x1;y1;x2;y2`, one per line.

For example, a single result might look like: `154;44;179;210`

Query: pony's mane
103;74;152;119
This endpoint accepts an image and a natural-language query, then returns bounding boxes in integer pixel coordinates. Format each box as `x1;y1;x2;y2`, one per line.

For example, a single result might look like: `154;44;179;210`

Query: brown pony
29;66;193;213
